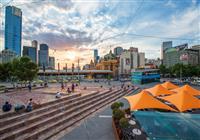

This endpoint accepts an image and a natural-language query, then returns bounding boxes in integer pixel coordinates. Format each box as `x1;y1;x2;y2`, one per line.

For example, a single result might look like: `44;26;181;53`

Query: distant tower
114;47;123;56
5;6;22;56
38;44;49;67
32;40;38;64
161;41;172;59
94;49;98;65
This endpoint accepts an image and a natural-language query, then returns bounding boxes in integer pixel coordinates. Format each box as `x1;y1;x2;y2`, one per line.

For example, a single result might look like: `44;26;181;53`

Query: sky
0;0;200;68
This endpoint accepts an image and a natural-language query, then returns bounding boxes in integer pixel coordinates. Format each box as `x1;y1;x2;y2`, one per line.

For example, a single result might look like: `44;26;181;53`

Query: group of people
2;98;36;112
61;83;78;93
56;83;79;99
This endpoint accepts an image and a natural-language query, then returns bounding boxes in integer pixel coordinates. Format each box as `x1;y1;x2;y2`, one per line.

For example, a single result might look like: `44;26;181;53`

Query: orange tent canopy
124;90;176;112
145;84;174;96
172;84;200;96
161;90;200;112
161;81;179;90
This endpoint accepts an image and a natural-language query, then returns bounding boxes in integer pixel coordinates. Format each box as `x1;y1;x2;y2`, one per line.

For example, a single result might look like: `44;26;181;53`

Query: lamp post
180;53;188;84
78;58;80;81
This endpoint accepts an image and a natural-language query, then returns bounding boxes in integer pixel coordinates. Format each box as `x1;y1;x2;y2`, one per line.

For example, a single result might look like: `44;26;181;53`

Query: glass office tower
5;6;22;56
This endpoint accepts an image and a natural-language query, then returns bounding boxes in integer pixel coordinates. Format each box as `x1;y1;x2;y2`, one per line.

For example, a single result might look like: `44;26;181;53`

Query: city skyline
0;0;199;68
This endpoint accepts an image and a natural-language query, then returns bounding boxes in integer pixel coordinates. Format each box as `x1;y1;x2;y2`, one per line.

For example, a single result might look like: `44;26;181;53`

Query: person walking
72;83;75;92
28;82;32;92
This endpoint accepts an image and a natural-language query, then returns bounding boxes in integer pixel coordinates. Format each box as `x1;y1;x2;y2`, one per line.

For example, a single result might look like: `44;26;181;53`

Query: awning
171;84;200;96
124;90;176;112
145;84;174;96
161;81;179;90
160;90;200;112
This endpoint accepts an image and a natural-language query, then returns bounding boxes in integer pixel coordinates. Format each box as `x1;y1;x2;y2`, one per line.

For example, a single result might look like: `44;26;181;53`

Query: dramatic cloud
0;0;199;68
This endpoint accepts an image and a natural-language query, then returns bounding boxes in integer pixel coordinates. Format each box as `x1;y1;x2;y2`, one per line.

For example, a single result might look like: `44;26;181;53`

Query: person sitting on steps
67;88;71;93
55;91;61;98
2;101;12;112
26;98;37;112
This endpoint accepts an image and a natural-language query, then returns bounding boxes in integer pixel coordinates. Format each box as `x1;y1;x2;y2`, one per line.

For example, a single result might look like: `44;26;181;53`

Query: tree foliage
0;56;38;82
159;63;200;78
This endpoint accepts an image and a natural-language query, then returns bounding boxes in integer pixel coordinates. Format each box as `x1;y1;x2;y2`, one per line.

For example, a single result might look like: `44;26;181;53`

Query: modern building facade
191;45;200;64
119;48;145;77
38;44;49;67
138;52;145;68
32;40;38;63
119;50;138;77
131;69;160;84
94;49;99;65
129;47;138;53
163;43;199;67
114;47;123;56
23;46;37;63
5;6;22;56
161;41;172;60
0;49;17;63
49;56;55;69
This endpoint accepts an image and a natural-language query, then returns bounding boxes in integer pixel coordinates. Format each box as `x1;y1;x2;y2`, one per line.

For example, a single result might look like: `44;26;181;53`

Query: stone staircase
0;88;133;140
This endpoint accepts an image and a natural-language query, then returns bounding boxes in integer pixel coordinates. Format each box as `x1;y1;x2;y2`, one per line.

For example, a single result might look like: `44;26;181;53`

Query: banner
180;53;188;61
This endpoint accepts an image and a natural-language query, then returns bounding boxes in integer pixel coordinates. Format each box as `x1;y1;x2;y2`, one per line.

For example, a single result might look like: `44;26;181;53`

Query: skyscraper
23;46;37;63
161;41;172;60
114;47;123;56
94;49;99;64
39;44;49;67
49;56;55;69
5;6;22;56
32;40;38;64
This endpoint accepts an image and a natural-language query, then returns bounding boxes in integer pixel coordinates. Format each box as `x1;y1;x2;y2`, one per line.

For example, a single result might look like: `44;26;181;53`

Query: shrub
111;102;120;110
119;117;129;128
111;102;124;110
119;102;124;108
124;108;131;115
113;109;125;120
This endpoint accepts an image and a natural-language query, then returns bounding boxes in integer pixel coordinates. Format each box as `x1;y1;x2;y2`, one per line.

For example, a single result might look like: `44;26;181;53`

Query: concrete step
0;91;103;127
0;94;81;120
39;89;133;140
0;90;111;135
0;89;121;140
22;89;129;140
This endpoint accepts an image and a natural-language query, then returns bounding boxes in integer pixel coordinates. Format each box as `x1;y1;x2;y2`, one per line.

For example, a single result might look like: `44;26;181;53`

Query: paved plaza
0;81;124;114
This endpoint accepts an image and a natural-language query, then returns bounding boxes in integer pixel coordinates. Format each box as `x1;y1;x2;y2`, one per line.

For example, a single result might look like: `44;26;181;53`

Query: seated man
55;92;61;98
26;98;36;112
67;88;71;93
2;101;12;112
15;104;25;112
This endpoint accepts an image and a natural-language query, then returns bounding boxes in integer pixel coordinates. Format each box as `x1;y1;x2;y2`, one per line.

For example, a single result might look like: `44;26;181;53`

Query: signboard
126;58;130;65
180;53;188;61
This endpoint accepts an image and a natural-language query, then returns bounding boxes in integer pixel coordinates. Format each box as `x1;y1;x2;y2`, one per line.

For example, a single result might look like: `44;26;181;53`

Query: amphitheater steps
0;88;133;140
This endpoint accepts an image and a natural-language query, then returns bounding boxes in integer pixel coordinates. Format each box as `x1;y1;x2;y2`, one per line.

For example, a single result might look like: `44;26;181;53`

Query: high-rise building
119;47;145;77
23;46;37;63
129;47;138;53
119;50;138;76
191;45;200;64
163;43;199;67
5;6;22;56
32;40;38;63
94;49;99;64
39;44;49;67
0;49;17;63
49;56;55;69
161;41;172;60
114;47;123;56
138;52;145;68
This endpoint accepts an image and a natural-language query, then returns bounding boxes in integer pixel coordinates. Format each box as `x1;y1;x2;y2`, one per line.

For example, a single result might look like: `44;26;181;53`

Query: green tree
0;62;13;81
13;56;38;83
159;64;167;77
